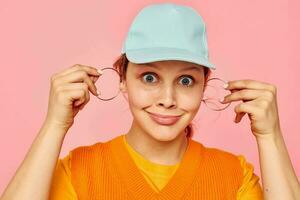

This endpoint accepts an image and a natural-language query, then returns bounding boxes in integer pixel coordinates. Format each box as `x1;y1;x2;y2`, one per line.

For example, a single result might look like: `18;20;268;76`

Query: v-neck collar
123;135;180;171
109;134;204;199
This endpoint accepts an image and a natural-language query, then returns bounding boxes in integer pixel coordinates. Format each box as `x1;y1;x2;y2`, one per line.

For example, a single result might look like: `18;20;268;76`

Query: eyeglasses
202;77;232;111
94;67;121;101
94;67;231;111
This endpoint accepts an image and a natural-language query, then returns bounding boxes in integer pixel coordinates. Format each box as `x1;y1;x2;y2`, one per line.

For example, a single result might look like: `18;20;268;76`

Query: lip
147;112;182;118
147;112;182;125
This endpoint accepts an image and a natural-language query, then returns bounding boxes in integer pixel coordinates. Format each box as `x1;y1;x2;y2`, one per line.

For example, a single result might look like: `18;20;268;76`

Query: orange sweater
50;134;263;199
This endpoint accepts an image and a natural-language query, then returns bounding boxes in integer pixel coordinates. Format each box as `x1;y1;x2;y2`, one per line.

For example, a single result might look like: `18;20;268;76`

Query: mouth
146;111;182;126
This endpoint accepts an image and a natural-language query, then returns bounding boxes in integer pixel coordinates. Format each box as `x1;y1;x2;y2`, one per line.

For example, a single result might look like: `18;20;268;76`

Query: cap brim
125;47;216;70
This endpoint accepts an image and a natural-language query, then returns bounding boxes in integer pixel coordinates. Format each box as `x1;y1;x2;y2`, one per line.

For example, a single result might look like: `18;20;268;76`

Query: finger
73;87;89;107
58;70;100;96
73;90;87;107
90;75;100;83
221;89;267;104
234;112;246;123
78;85;90;109
79;102;85;110
90;76;96;82
76;94;90;109
226;79;276;93
61;87;86;106
229;89;241;93
59;83;90;106
54;64;103;79
233;101;259;122
94;75;100;83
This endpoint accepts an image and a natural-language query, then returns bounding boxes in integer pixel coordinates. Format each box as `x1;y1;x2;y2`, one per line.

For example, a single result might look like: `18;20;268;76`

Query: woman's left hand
221;79;282;139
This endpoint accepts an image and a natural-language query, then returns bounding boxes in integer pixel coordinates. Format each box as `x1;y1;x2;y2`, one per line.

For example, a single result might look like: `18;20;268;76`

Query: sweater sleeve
236;155;264;200
49;152;77;200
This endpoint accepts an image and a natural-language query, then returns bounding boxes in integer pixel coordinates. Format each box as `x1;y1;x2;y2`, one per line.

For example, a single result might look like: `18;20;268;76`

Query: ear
119;80;129;102
119;81;127;93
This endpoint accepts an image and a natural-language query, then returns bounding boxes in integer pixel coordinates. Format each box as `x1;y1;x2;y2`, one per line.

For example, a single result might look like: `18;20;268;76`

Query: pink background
0;0;299;194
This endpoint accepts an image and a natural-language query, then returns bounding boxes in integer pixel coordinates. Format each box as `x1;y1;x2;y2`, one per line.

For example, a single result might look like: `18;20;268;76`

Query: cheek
179;91;203;112
176;84;204;111
126;82;154;108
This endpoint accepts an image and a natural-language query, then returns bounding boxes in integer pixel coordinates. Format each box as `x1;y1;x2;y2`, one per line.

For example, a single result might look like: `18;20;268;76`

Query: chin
148;130;184;142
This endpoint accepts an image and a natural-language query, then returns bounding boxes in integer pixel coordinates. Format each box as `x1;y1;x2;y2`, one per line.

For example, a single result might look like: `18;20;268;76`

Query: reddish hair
113;53;212;138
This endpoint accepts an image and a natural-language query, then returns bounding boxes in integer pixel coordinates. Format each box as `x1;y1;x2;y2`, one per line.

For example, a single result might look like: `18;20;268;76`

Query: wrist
44;115;73;131
255;128;282;145
40;120;69;138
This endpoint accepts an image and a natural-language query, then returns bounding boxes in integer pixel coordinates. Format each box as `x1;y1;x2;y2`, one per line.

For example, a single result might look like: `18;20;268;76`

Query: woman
1;3;299;200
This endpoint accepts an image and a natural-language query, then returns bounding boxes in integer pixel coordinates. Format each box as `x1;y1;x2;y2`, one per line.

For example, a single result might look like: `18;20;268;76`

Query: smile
147;112;182;126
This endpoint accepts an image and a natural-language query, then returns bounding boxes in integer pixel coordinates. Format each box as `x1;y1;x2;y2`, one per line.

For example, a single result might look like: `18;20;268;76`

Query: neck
125;125;189;165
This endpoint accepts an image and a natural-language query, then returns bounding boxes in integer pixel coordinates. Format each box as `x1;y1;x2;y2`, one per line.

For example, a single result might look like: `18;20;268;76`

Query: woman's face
121;60;205;141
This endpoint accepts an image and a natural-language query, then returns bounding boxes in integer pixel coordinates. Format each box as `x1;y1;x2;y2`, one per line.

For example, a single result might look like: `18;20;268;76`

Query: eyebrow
143;63;202;72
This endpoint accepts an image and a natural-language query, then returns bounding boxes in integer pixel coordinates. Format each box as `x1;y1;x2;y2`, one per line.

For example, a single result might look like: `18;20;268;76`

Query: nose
156;84;177;108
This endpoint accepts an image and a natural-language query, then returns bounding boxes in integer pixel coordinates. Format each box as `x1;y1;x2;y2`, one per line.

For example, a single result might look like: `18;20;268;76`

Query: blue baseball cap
121;3;216;70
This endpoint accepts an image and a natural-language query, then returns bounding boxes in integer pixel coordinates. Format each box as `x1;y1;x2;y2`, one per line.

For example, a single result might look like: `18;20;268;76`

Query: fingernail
219;97;225;103
97;91;101;96
223;83;228;89
97;69;103;75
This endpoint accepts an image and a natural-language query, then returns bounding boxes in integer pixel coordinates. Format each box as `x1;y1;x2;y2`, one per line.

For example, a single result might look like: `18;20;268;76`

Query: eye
141;72;195;87
142;72;158;83
179;76;194;87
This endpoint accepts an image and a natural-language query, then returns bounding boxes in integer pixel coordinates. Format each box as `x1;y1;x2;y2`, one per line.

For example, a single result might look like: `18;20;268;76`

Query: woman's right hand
44;64;103;131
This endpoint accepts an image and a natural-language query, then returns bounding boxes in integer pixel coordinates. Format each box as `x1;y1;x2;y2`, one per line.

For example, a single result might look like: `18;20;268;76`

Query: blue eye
179;76;194;87
141;72;194;87
142;73;157;83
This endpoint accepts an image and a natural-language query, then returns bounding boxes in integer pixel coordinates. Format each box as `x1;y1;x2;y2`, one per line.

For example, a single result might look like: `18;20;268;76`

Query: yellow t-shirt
49;135;263;199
